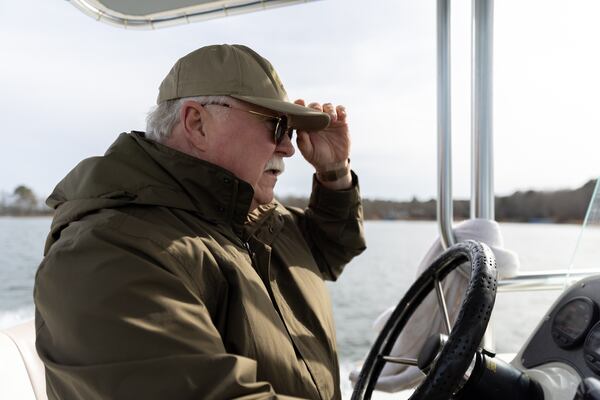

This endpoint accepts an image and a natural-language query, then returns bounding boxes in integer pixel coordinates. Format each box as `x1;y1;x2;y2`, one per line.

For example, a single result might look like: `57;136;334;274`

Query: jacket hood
45;132;254;253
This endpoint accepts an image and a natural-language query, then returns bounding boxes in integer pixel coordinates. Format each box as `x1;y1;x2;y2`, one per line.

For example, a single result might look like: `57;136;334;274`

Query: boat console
521;276;600;382
452;273;600;400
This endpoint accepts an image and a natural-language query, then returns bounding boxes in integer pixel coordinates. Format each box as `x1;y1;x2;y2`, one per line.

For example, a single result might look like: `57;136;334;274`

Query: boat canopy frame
68;0;319;29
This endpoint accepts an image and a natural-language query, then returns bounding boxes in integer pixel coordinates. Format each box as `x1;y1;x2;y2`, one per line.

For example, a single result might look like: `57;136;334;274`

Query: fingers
322;103;337;123
299;101;347;124
336;105;347;123
295;130;313;158
307;102;323;112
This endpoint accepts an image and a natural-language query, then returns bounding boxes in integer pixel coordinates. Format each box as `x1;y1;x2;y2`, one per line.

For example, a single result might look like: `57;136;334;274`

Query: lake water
2;217;600;396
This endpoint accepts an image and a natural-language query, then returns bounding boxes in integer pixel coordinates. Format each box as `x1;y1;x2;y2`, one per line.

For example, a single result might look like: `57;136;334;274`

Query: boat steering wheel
351;240;497;400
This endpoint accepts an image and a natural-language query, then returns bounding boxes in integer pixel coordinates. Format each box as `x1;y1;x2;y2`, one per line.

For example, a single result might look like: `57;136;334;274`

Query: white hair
145;95;230;142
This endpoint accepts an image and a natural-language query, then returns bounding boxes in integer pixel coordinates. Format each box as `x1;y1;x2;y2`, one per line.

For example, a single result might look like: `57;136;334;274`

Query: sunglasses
209;104;293;145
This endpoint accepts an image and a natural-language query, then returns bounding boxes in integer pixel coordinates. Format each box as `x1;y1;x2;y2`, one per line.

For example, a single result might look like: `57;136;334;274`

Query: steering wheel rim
351;240;497;400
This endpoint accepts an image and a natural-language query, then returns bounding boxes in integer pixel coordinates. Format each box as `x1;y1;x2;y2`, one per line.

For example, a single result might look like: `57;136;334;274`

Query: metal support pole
472;0;495;352
437;0;455;248
471;0;494;220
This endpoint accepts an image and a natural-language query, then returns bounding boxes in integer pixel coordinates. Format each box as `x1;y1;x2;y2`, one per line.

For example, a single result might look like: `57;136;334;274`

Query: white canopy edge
68;0;320;30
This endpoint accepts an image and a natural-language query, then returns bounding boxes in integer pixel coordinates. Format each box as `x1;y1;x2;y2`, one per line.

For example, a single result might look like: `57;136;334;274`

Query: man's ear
181;101;208;151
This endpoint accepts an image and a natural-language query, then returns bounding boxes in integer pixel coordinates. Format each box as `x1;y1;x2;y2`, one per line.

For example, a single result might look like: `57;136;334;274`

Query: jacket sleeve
288;171;366;281
35;221;305;400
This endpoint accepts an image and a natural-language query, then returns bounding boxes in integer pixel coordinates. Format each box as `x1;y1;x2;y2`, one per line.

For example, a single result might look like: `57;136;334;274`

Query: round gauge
551;296;598;349
584;321;600;375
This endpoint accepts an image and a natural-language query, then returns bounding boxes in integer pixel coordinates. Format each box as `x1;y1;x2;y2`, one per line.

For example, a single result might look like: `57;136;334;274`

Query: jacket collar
242;201;286;244
130;131;255;235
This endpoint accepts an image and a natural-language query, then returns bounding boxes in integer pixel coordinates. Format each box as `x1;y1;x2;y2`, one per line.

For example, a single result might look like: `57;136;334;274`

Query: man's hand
294;99;352;190
294;99;350;169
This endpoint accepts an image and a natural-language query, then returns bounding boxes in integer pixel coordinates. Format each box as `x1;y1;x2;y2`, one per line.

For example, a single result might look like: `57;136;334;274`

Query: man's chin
252;190;275;208
250;176;278;209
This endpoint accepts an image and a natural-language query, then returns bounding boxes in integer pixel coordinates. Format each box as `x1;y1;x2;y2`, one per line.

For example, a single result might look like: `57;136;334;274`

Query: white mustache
264;157;285;174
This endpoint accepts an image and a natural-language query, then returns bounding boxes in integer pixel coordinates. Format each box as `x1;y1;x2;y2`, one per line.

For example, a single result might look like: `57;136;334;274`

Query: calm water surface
2;217;599;394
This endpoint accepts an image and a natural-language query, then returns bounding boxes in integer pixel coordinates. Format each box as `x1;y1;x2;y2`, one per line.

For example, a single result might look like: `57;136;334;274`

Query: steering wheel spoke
434;277;452;335
380;356;419;366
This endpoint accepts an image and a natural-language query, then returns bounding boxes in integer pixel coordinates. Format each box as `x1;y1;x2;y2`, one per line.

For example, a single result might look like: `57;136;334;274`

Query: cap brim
231;95;330;131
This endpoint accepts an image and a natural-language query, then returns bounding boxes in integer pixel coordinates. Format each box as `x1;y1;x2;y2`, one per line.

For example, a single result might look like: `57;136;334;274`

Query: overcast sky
1;0;599;202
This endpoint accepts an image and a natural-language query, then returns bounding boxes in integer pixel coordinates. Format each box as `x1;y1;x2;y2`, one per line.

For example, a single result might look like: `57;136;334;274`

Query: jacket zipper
243;241;276;307
243;241;255;265
243;241;264;281
242;240;319;395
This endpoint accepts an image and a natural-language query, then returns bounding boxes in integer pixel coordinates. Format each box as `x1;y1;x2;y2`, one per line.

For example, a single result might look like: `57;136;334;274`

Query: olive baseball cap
157;44;330;131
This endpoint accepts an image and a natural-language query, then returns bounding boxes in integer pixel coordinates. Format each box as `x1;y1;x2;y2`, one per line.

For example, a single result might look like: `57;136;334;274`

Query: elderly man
34;44;365;400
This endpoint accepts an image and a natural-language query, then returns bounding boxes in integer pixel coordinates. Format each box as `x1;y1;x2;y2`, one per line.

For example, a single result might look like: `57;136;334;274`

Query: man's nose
276;133;295;157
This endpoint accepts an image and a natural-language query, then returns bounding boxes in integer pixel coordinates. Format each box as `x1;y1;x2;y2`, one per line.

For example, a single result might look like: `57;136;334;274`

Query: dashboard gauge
585;321;600;374
551;296;598;349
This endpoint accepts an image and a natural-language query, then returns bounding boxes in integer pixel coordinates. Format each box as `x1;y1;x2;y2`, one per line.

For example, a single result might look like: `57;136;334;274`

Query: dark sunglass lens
275;117;290;144
274;121;283;144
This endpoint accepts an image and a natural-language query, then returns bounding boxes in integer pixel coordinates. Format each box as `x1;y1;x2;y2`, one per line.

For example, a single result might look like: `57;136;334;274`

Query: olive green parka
34;132;366;400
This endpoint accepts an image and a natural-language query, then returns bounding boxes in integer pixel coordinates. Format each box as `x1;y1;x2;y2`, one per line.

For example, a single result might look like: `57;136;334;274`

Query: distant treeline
1;179;597;223
282;179;597;223
0;185;53;216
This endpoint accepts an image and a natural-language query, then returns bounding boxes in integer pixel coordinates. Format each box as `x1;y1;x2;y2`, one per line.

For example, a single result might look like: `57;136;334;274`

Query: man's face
202;100;295;208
